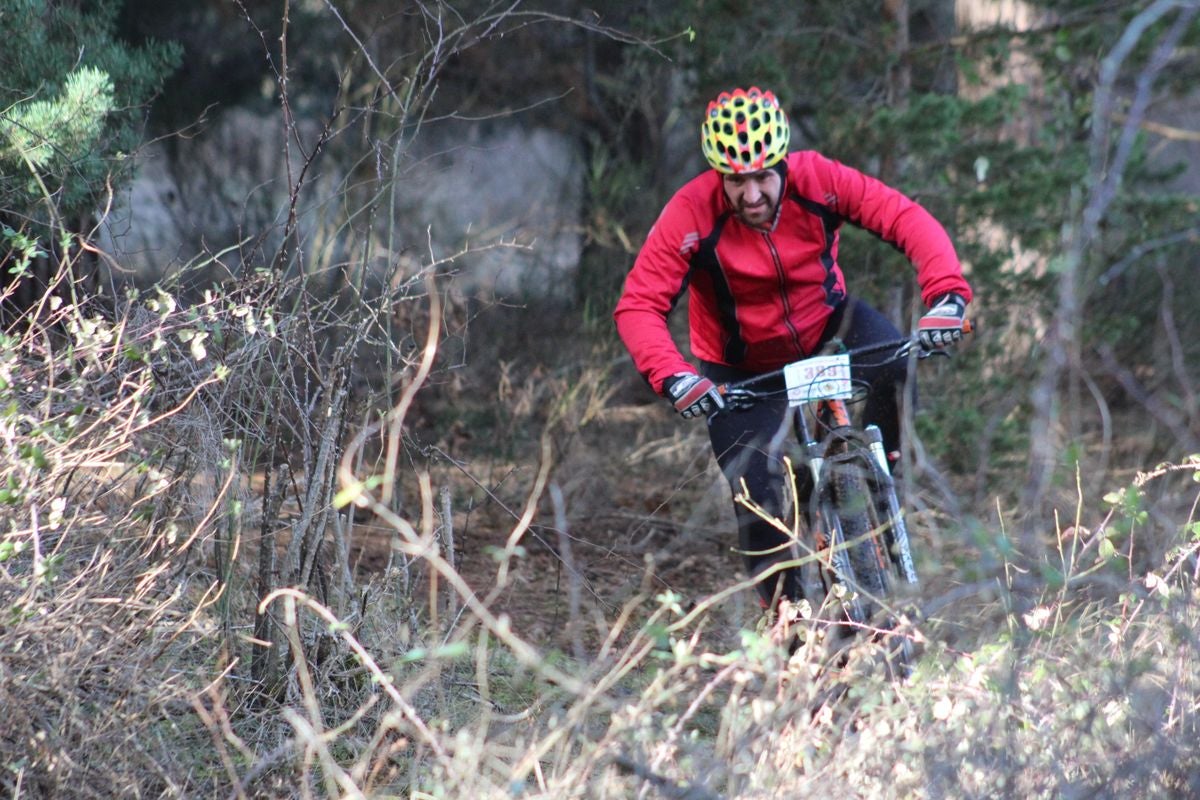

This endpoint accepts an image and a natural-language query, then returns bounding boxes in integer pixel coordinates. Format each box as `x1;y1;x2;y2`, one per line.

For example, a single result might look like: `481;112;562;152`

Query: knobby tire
825;434;915;676
827;442;889;619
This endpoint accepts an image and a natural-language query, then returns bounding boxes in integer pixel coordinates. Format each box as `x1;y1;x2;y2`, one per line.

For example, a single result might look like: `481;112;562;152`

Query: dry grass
2;257;1199;799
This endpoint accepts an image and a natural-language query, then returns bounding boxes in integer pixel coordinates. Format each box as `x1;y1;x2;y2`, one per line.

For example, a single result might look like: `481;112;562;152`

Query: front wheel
824;437;915;676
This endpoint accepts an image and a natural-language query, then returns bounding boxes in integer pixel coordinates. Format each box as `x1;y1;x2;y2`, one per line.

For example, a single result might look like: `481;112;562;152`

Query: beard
736;196;778;227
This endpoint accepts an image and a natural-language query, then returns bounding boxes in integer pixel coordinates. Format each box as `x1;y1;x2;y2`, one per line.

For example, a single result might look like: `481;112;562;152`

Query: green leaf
399;648;428;664
332;475;384;509
433;642;470;660
333;482;367;509
398;643;467;664
18;443;49;470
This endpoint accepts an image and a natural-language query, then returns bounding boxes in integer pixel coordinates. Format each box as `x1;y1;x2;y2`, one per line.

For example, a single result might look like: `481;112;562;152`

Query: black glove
662;372;725;419
918;292;967;350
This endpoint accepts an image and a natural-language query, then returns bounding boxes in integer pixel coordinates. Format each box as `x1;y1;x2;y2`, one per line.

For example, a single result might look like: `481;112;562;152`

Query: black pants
702;297;911;606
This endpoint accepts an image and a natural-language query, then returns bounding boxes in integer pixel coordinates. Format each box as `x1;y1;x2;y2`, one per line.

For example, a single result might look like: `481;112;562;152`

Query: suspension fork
793;402;855;582
790;398;855;511
863;425;919;586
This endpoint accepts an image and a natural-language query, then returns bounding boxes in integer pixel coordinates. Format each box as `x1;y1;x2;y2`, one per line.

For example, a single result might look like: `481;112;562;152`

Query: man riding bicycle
613;86;973;608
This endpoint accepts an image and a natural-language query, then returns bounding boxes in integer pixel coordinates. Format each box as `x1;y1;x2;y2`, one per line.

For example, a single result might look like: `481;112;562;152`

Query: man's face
722;169;782;228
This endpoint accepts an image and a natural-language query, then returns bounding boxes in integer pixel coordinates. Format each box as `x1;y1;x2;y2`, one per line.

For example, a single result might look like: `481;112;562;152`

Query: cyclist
613;86;973;608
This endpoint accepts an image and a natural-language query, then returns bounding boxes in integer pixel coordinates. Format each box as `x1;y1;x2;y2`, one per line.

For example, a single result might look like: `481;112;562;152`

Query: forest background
3;0;1200;797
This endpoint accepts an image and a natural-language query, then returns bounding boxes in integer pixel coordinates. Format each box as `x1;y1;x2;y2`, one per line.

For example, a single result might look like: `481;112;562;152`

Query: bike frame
716;335;938;606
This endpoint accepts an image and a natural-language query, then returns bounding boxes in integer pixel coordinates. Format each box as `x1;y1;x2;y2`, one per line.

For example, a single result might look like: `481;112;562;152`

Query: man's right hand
662;373;725;419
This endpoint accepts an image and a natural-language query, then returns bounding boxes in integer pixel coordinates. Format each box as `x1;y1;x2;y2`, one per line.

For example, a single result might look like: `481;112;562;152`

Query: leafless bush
0;251;261;795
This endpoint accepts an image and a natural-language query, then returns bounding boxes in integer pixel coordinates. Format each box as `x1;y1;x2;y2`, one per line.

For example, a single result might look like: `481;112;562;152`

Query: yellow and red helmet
700;87;790;174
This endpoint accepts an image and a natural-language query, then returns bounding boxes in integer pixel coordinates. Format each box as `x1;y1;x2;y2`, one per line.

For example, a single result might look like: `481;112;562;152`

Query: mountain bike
714;330;968;675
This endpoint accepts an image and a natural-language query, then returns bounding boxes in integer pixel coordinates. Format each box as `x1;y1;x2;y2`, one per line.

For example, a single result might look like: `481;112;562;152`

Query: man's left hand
918;293;967;350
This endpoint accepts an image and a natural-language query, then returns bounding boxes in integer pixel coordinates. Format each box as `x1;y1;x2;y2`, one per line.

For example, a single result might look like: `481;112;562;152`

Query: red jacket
614;151;973;393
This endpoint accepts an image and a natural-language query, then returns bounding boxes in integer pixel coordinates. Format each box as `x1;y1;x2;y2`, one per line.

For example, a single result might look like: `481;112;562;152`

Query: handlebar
716;320;973;410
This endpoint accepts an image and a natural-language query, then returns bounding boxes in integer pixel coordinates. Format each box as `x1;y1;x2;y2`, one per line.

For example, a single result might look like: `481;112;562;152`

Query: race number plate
784;353;853;405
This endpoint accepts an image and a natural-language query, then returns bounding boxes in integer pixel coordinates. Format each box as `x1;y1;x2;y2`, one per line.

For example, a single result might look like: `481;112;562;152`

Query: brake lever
713;386;753;415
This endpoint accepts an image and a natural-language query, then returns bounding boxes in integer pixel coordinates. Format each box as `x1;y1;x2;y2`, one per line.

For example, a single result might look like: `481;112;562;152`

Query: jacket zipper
764;232;805;355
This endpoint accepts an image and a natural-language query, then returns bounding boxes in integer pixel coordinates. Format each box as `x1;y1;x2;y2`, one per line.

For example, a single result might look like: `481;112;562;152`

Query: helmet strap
771;160;788;190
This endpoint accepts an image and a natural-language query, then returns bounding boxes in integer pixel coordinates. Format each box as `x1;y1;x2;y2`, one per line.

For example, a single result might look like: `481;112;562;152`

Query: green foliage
1;67;115;170
1011;0;1200;428
0;0;180;230
1;224;45;283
